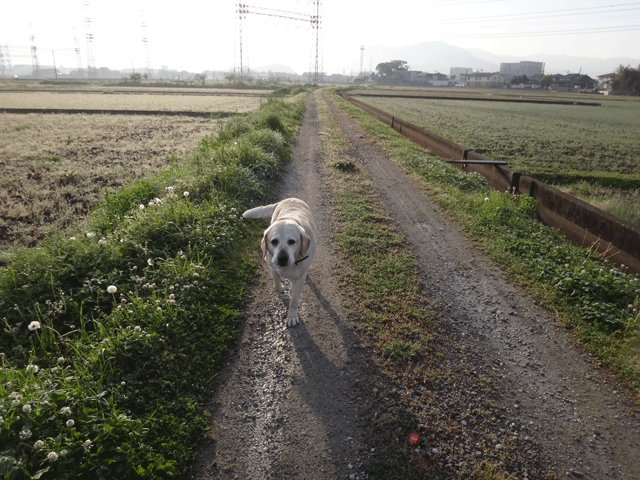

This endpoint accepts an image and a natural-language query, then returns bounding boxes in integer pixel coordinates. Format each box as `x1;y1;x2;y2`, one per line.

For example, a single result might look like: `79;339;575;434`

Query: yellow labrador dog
243;198;317;327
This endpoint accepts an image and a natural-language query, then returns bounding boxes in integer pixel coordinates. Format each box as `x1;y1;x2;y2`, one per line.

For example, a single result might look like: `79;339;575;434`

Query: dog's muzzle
276;254;289;267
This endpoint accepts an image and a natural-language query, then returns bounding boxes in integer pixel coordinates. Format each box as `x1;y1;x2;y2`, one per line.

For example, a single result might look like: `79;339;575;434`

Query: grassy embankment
332;90;640;393
0;86;308;480
356;93;640;225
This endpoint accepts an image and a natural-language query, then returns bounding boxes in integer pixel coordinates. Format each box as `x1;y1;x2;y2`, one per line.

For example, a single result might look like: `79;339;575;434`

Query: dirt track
189;91;640;480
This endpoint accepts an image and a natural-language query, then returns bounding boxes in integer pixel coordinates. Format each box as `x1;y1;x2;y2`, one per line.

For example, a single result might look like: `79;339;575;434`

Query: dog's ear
261;226;273;259
299;230;311;256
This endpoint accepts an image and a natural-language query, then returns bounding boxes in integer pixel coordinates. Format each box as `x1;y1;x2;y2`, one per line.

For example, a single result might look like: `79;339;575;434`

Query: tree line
612;65;640;96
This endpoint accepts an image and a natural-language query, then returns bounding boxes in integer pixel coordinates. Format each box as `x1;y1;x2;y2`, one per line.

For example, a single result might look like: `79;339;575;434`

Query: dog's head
261;219;311;268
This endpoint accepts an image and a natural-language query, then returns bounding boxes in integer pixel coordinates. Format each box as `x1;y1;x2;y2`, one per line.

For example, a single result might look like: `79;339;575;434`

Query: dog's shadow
282;273;361;470
274;275;344;329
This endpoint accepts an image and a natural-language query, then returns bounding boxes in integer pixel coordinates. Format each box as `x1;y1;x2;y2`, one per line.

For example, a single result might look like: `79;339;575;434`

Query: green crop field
355;93;640;224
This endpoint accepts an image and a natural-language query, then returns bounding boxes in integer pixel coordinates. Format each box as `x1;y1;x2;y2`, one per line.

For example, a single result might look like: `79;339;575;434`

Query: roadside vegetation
355;93;640;225
0;88;309;479
332;90;640;392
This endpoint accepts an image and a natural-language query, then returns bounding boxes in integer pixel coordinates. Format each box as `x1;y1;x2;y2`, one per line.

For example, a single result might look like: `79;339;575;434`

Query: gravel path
189;91;640;480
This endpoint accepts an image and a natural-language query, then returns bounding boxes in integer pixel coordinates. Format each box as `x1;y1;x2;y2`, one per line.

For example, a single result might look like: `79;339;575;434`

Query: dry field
0;112;223;250
0;91;263;113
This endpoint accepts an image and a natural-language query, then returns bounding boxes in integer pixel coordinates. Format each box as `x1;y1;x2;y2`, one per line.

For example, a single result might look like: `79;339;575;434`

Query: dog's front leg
286;275;306;327
270;266;284;293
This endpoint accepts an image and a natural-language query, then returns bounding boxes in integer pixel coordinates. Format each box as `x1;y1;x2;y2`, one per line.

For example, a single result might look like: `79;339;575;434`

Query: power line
428;2;640;26
437;23;640;39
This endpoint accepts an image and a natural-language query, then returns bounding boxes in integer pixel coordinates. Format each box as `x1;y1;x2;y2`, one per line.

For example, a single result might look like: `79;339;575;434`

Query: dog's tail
242;202;279;219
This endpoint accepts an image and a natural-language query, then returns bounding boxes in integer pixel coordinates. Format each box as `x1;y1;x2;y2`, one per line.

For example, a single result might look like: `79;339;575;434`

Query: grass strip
331;90;640;392
317;90;524;480
0;89;309;479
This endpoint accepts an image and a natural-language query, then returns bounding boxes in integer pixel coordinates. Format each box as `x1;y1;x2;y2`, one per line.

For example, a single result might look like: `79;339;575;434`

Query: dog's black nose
277;255;289;267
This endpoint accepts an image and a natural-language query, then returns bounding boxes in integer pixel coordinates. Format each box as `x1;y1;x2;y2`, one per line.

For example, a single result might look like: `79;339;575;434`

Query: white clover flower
156;307;162;312
154;197;162;204
60;450;68;456
134;326;142;333
34;440;44;450
26;364;39;374
47;452;58;462
169;294;175;300
86;232;96;238
192;272;199;278
66;419;75;428
183;191;189;197
166;186;174;192
69;236;76;240
484;197;489;201
60;406;72;416
139;204;145;210
147;258;154;266
82;439;93;451
57;357;65;364
28;321;41;331
22;404;32;414
19;428;32;440
107;285;117;294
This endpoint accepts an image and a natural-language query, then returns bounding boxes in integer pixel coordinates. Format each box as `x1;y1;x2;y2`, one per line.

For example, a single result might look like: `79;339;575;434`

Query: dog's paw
286;312;300;327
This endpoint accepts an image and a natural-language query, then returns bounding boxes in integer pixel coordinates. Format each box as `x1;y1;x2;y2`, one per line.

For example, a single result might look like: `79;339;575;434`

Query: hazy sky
3;0;639;75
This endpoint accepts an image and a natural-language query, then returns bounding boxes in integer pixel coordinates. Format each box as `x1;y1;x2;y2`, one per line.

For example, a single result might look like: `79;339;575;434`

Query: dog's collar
294;255;309;266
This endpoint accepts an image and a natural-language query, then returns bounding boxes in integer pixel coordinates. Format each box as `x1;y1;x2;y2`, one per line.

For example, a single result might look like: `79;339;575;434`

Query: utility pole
141;4;153;78
29;24;40;78
84;0;96;79
236;1;322;84
52;50;58;79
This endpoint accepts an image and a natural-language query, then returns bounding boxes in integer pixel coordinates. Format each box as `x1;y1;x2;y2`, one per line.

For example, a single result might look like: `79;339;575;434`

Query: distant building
550;73;596;91
465;72;505;88
500;61;545;78
596;72;617;92
450;67;473;80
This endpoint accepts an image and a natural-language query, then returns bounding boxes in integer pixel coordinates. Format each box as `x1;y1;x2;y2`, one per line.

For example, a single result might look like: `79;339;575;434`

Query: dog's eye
271;239;279;247
287;239;296;246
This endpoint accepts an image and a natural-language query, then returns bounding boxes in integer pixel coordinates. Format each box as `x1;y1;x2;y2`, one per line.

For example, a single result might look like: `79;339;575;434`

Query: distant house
551;74;596;91
464;72;505;88
596;73;617;93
